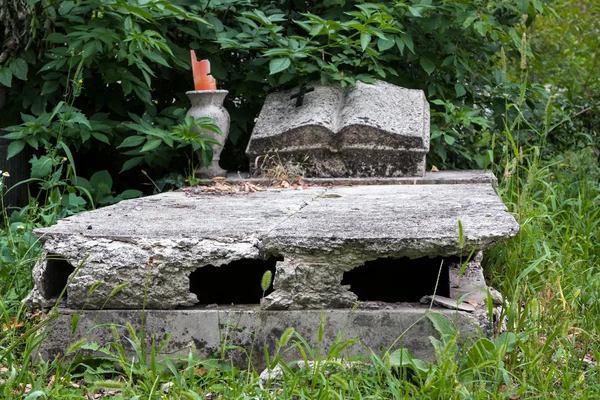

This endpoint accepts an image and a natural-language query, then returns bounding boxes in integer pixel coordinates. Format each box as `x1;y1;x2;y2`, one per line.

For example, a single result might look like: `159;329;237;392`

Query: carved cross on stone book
289;85;314;107
247;80;430;178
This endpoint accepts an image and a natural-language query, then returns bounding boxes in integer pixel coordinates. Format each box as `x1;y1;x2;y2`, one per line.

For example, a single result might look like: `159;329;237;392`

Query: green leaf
74;175;92;191
0;68;12;87
90;170;113;193
9;58;28;80
269;58;291;75
118;189;143;200
454;83;466;97
141;138;162;152
420;57;435;75
434;141;447;161
58;141;77;182
119;135;146;148
355;74;376;84
49;101;65;121
467;338;495;367
91;132;110;144
474;21;487;37
30;155;53;178
120;156;144;173
71;313;80;335
23;390;47;400
408;6;422;17
389;348;429;374
444;134;456;145
426;311;456;337
6;140;25;159
394;35;405;54
68;112;92;129
494;332;518;353
58;0;75;15
377;37;395;52
401;33;414;53
63;193;87;208
360;32;372;52
41;80;60;96
45;32;68;43
144;51;170;68
201;145;213;168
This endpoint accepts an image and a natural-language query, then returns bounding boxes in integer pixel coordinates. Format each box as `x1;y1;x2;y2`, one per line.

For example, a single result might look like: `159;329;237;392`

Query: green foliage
0;2;598;398
118;114;221;176
1;0;552;180
2;144;600;394
530;0;599;151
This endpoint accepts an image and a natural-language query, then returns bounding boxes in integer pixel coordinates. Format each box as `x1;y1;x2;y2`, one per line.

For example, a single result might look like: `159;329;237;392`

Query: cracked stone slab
265;184;519;256
34;190;323;239
261;185;518;309
29;176;518;310
29;189;325;309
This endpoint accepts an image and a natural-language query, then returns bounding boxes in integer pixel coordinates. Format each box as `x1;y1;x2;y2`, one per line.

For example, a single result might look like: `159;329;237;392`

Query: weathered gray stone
246;81;429;178
264;184;518;256
420;296;476;312
202;169;499;186
38;306;484;370
29;189;324;309
29;176;518;310
448;251;488;307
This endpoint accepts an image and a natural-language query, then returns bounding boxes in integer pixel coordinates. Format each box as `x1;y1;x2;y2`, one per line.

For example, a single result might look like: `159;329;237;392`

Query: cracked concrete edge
30;235;262;309
28;225;509;311
29;188;329;310
262;252;490;311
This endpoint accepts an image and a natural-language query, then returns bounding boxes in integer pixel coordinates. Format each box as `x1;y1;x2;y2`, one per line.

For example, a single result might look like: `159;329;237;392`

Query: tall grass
0;47;599;400
1;146;598;399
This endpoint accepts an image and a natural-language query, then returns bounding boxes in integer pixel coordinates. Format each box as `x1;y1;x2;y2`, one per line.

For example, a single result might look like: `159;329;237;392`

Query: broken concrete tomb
30;81;519;368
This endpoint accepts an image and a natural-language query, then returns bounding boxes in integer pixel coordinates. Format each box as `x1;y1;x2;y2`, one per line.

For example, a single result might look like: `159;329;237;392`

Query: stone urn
186;90;230;178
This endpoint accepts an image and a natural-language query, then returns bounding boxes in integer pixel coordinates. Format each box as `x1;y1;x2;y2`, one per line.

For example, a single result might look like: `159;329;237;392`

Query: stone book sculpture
246;80;430;178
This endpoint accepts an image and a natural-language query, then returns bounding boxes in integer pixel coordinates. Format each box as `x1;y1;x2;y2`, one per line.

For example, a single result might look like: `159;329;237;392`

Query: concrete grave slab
28;173;518;312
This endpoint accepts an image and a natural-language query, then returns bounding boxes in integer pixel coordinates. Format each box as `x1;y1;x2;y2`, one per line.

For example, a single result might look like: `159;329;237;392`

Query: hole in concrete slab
189;257;282;305
42;254;76;299
341;256;454;302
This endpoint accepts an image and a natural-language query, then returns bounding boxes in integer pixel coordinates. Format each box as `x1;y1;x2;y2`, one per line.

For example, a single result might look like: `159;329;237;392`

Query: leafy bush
530;0;599;152
1;0;553;187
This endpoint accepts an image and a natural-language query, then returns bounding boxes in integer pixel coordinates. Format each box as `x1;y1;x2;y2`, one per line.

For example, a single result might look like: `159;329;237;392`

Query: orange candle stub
191;50;217;90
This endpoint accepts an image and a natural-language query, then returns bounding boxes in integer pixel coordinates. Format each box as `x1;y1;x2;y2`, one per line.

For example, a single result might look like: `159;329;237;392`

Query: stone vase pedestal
186;90;230;178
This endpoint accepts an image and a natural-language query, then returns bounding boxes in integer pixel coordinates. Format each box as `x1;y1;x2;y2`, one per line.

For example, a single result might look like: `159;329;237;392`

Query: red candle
191;50;217;90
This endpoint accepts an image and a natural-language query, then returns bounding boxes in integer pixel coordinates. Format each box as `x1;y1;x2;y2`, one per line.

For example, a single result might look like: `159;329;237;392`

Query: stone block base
38;305;488;370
